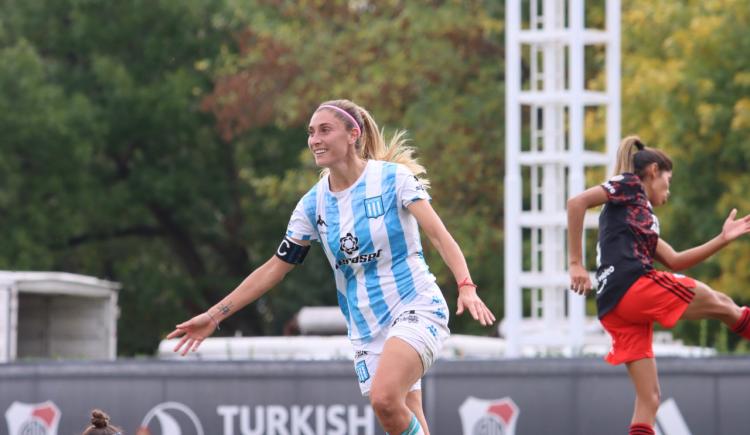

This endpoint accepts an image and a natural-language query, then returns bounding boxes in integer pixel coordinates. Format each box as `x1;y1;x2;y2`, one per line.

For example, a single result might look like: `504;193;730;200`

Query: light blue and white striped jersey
286;160;443;342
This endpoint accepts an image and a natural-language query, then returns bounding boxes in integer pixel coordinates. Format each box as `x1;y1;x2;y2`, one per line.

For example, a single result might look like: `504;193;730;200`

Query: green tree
0;0;339;355
204;0;505;335
621;0;750;350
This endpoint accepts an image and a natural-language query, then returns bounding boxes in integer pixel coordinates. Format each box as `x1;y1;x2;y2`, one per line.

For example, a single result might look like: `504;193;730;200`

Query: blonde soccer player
168;99;495;435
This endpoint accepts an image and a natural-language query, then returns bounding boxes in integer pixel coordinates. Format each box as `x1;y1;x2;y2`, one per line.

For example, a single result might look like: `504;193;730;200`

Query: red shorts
600;270;696;365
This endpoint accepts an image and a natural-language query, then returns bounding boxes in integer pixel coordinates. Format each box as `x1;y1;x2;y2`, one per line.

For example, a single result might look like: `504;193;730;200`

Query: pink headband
317;104;362;135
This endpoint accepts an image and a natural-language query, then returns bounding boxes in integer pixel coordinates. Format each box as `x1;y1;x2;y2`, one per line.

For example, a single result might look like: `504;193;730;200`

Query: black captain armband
276;236;310;264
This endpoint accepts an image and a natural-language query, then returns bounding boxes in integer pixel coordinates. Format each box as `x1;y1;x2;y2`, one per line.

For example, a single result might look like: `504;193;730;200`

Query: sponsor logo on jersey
336;249;382;269
459;396;520;435
339;233;359;254
596;265;615;294
392;310;419;326
5;401;61;435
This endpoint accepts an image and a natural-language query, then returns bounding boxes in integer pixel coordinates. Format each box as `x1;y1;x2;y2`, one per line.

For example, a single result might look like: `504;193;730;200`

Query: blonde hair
314;99;429;187
613;135;672;178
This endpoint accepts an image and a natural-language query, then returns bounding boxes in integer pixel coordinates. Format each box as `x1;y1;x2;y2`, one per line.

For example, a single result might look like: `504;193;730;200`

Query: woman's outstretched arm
168;240;307;355
656;209;750;271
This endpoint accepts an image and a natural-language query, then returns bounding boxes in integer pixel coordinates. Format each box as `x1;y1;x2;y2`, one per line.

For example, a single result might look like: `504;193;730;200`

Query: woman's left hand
721;208;750;243
457;287;496;326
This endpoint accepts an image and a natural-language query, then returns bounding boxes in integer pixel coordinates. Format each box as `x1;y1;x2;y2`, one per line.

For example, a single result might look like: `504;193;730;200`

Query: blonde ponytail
315;100;430;187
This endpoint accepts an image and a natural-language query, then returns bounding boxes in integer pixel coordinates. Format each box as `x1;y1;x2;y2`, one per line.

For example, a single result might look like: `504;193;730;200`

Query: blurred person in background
82;409;123;435
567;135;750;435
168;99;495;435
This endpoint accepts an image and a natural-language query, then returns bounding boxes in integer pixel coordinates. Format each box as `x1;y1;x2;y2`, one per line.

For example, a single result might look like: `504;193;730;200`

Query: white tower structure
504;0;621;357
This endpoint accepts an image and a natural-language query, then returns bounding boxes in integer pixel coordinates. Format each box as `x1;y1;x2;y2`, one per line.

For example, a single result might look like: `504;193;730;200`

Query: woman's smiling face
307;109;357;167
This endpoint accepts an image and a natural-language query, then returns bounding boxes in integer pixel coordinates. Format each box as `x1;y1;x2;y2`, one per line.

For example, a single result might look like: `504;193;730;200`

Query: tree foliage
0;0;504;355
204;0;505;335
2;0;748;355
0;0;307;354
621;0;750;350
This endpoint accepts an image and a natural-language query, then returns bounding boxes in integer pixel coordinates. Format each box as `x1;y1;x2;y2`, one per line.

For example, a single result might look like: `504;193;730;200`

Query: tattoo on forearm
217;301;234;317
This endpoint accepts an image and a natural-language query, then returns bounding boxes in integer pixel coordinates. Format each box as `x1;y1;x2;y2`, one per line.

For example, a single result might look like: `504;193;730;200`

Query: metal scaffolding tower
504;0;621;357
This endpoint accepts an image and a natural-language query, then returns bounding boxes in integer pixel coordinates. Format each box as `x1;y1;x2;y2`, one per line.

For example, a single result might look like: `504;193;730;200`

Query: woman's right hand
166;313;218;356
569;263;592;295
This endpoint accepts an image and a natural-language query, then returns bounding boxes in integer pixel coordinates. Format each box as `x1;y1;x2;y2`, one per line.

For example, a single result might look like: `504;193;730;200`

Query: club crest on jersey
339;233;359;254
364;196;385;218
355;360;370;383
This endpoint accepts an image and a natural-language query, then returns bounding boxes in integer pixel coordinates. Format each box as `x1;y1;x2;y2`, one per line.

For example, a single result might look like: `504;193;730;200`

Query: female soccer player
567;136;750;435
168;99;495;435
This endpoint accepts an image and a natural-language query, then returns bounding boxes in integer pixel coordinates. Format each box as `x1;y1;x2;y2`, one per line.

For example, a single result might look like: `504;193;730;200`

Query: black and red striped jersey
595;173;660;318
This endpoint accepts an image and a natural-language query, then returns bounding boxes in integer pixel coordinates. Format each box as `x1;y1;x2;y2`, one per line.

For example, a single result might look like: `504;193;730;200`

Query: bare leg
406;390;430;435
680;281;741;325
369;337;425;434
625;358;660;426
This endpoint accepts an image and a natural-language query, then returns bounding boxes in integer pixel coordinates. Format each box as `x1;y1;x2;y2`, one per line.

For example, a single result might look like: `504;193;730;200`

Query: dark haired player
567;135;750;435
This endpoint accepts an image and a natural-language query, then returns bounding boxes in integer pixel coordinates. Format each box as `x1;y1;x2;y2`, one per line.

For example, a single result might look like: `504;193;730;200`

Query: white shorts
352;306;450;396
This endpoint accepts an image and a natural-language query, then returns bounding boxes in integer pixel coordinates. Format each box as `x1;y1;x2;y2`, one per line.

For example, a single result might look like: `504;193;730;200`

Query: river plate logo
5;401;61;435
459;397;519;435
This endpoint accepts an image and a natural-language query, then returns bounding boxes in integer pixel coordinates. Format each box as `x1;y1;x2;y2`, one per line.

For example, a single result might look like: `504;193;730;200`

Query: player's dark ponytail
613;135;672;178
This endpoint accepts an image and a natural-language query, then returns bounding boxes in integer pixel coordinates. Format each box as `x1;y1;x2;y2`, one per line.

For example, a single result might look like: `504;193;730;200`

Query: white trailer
0;271;120;362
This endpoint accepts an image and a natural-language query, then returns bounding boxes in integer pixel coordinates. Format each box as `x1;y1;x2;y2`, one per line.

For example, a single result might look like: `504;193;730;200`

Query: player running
168;99;495;435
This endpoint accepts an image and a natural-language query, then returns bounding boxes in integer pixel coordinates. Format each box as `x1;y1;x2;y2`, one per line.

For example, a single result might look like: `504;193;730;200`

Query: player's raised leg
680;281;746;334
